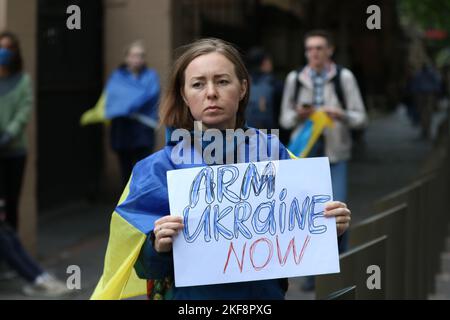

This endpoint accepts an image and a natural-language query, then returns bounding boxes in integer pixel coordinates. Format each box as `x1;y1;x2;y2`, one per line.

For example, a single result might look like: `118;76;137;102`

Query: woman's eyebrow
214;73;231;78
189;76;206;81
189;73;231;81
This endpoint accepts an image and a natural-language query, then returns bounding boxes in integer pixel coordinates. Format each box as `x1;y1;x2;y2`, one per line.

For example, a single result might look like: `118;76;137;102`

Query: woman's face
0;36;14;72
0;37;13;50
125;45;145;73
182;52;247;130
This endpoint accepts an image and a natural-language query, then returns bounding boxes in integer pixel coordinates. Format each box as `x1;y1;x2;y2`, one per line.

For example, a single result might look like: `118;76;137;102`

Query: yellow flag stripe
299;110;334;158
80;92;109;126
91;176;147;300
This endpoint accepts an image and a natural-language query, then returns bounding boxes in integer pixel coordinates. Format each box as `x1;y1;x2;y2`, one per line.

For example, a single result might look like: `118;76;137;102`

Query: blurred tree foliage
398;0;450;32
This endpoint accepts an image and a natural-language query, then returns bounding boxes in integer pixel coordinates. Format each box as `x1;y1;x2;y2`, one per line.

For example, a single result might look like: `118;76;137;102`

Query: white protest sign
167;157;340;287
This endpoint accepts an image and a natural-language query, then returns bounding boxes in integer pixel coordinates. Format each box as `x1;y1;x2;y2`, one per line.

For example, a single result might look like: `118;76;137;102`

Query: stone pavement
0;105;444;300
0;202;113;300
347;105;434;224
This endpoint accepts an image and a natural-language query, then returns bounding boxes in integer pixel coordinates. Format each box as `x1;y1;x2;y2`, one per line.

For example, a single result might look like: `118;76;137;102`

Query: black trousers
0;223;43;282
0;155;26;231
116;147;153;188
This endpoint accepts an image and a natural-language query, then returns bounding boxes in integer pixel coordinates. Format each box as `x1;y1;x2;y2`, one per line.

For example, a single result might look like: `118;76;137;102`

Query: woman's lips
204;106;222;112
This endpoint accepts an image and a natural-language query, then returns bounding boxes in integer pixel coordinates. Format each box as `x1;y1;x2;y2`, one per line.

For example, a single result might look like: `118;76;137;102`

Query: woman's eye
192;82;203;89
218;79;229;85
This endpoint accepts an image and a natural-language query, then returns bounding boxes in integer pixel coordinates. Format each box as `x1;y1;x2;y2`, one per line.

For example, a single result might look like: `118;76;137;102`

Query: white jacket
279;63;368;163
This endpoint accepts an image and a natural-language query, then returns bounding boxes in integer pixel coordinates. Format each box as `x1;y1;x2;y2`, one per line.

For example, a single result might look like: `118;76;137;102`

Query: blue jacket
245;72;276;129
109;67;160;151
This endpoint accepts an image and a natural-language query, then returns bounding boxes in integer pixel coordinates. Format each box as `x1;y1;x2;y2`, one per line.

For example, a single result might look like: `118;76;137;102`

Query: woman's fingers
325;201;347;211
324;202;351;236
155;222;184;232
155;237;173;252
155;215;183;226
325;207;351;218
155;228;181;240
153;215;182;252
158;237;173;245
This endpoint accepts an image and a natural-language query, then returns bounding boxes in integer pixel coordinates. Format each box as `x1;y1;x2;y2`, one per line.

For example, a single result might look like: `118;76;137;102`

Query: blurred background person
81;40;161;187
110;41;160;186
403;66;421;127
1;200;70;297
279;30;367;291
245;48;283;131
0;31;32;231
408;62;442;139
0;31;69;298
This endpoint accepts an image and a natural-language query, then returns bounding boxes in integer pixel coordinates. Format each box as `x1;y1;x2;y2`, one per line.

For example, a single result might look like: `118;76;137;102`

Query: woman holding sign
92;38;351;300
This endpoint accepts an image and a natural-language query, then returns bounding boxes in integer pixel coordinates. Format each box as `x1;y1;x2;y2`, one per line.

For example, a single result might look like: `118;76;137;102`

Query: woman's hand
324;201;351;236
153;215;184;253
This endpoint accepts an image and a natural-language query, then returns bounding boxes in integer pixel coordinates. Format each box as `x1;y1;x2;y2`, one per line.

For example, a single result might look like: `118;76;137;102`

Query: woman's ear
240;79;248;101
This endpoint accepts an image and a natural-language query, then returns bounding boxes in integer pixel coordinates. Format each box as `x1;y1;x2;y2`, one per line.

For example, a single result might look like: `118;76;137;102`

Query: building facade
0;0;408;251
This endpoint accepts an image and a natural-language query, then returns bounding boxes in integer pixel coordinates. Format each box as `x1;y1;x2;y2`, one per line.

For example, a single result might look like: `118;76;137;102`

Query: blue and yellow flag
91;146;178;299
287;110;334;158
81;67;160;127
91;130;292;300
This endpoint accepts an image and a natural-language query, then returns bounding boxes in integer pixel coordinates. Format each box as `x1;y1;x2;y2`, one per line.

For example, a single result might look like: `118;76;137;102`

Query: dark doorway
201;17;259;53
37;0;103;211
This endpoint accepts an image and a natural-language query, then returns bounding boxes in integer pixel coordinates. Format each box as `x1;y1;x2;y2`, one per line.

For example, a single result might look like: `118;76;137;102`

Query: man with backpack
279;30;367;265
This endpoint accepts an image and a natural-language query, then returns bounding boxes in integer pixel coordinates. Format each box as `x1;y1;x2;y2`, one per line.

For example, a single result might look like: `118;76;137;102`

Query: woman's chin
200;117;232;130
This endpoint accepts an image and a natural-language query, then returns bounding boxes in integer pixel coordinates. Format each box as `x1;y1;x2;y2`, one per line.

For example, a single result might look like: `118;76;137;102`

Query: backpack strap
332;65;347;110
291;67;304;107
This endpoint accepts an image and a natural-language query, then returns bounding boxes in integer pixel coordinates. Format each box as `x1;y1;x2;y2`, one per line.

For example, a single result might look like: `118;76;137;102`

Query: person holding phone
279;30;367;290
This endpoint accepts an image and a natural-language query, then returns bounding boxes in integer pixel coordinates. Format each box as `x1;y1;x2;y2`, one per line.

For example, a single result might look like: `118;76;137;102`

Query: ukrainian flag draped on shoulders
80;67;160;127
91;128;293;300
91;145;175;300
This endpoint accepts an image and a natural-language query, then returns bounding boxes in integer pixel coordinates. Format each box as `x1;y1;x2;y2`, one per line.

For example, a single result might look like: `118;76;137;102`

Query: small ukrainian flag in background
287;110;334;158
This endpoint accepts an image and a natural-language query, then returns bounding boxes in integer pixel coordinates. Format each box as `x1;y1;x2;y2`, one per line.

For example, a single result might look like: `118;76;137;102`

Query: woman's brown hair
159;38;250;130
0;31;23;75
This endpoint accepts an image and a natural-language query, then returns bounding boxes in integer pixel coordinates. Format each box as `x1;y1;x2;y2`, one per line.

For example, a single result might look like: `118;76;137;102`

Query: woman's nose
206;82;218;99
